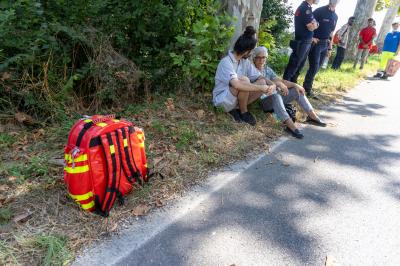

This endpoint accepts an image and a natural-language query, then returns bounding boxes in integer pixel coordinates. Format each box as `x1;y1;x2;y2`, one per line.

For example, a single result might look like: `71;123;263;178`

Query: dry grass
0;56;380;265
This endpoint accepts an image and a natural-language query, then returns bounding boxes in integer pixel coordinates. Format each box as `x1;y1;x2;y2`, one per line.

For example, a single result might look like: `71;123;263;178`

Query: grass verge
0;56;379;265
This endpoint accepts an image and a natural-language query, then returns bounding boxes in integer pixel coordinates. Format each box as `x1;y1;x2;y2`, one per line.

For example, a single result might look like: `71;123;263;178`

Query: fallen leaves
0;72;11;81
131;203;151;216
15;112;35;125
12;211;33;224
196;109;205;119
48;158;65;166
155;199;164;207
165;98;175;112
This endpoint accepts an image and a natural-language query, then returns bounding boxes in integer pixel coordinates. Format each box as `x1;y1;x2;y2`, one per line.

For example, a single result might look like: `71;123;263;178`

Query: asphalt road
74;74;400;266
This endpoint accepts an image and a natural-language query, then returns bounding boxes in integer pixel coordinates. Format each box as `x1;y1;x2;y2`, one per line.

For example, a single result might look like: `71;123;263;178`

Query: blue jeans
261;87;313;122
303;41;329;94
283;39;312;83
332;46;346;70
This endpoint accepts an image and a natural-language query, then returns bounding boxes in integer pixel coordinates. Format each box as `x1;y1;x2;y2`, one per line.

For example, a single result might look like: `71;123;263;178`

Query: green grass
0;208;12;225
28;234;72;266
299;56;380;95
0;240;18;265
176;122;198;150
199;149;220;165
0;133;16;149
2;155;50;184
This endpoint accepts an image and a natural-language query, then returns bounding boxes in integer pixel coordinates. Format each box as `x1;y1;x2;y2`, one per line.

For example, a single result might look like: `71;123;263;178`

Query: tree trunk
345;0;378;60
221;0;264;48
376;0;400;49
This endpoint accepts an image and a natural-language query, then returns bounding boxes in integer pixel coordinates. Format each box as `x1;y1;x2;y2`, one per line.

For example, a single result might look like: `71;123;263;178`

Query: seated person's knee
255;78;266;85
290;87;300;98
238;76;251;83
229;87;239;96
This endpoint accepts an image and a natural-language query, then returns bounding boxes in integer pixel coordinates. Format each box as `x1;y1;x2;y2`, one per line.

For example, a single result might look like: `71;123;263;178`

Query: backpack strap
100;132;122;216
117;127;142;185
76;120;94;146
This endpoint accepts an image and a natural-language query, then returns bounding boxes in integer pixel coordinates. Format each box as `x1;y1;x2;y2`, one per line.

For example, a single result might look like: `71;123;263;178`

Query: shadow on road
117;126;400;265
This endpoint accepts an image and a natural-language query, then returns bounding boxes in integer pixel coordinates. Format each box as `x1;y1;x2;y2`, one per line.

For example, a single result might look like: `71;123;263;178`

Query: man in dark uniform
300;0;339;99
283;0;319;83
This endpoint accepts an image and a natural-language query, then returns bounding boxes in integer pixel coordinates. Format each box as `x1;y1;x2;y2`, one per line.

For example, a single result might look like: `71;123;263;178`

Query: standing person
332;16;356;70
353;18;377;69
373;21;400;79
283;0;319;83
212;26;275;126
300;0;339;99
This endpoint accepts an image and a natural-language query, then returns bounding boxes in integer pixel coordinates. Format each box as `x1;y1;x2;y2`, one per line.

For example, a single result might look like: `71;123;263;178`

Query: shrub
170;2;234;91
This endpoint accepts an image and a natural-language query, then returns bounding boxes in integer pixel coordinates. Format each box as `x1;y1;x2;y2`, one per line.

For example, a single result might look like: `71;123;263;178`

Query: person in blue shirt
283;0;319;83
295;0;339;99
374;22;400;79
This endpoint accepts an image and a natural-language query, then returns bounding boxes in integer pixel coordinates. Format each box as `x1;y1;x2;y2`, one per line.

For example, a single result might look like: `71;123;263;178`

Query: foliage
376;0;393;11
170;2;234;91
267;49;290;75
25;234;72;266
0;209;12;225
0;0;236;119
258;20;276;50
261;0;294;46
2;155;50;183
0;133;16;149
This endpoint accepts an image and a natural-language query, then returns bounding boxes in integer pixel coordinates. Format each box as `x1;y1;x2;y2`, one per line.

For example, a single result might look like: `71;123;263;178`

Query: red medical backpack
64;115;148;216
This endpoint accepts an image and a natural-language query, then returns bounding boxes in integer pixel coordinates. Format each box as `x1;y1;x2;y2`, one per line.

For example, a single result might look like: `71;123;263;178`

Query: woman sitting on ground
213;26;276;126
253;46;326;139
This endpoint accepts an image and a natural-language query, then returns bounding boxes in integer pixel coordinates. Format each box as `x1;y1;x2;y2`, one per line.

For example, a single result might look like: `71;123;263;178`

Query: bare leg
307;110;320;120
246;78;265;105
236;76;257;114
237;91;250;113
284;118;297;131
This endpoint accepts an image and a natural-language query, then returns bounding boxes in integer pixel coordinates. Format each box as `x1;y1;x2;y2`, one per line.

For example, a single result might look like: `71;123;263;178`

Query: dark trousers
332;46;346;70
283;39;312;83
303;41;328;94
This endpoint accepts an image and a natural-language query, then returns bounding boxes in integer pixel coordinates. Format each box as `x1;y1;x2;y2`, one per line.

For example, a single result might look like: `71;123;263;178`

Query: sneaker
306;116;327;127
380;73;389;80
228;109;241;123
285;127;304;139
306;91;319;100
373;72;384;78
240;112;256;126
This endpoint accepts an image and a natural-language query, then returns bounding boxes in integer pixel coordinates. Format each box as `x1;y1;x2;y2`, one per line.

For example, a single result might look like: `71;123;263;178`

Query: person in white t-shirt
213;26;276;126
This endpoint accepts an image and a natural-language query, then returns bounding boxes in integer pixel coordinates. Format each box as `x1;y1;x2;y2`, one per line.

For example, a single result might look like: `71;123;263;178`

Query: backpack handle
91;114;116;123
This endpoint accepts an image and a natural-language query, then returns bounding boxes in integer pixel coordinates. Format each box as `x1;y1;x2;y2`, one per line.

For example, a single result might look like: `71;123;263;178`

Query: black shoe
240;112;256;126
380;73;389;80
228;109;242;123
373;72;384;78
306;116;327;127
306;91;319;100
285;127;304;139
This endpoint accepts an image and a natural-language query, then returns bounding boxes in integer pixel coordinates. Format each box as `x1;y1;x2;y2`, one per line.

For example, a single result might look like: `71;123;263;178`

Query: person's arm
306;7;319;31
307;20;319;31
337;24;347;38
230;78;269;93
281;79;306;95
